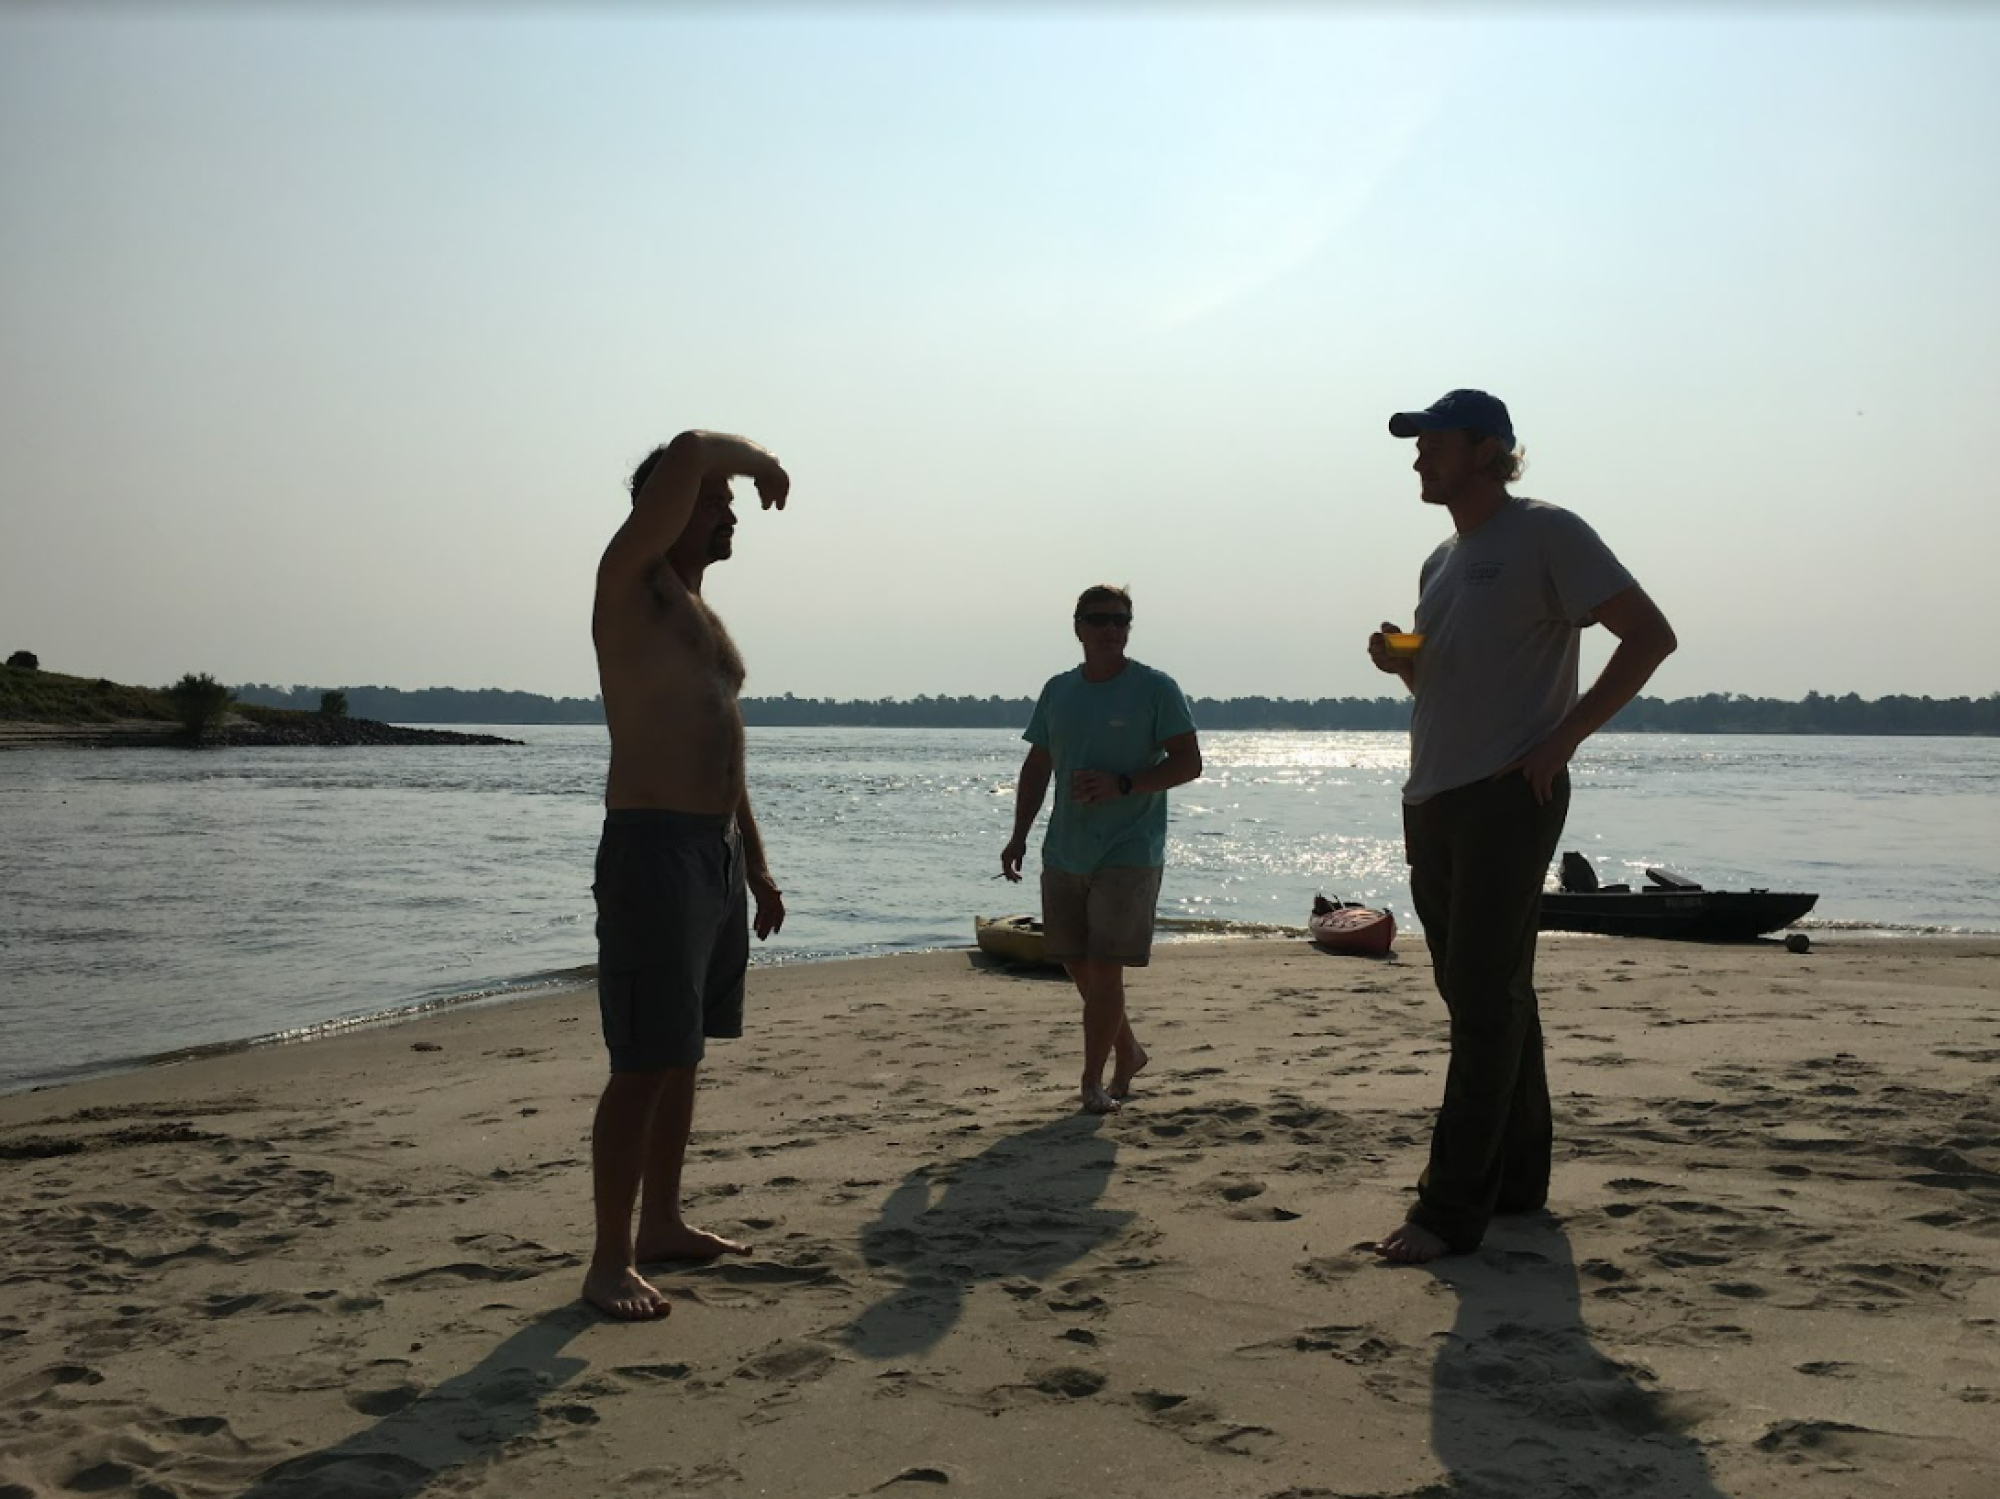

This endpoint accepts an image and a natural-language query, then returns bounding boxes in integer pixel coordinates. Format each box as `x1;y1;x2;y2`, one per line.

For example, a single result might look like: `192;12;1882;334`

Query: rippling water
2;727;1994;1093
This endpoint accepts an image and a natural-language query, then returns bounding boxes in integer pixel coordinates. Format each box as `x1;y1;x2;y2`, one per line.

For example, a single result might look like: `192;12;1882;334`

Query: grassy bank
1;665;301;728
0;665;520;747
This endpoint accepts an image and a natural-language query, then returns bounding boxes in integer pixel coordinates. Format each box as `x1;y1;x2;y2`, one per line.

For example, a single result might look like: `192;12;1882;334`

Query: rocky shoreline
0;717;522;750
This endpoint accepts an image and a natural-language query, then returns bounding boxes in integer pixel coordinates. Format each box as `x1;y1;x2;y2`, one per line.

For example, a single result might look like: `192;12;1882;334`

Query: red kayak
1309;894;1396;957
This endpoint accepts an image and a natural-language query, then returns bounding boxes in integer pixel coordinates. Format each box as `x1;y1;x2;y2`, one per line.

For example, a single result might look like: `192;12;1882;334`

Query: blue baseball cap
1388;389;1515;448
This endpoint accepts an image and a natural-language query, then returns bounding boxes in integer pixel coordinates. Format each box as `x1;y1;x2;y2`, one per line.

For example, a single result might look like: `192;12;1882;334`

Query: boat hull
975;914;1060;967
1538;890;1817;941
1308;903;1396;957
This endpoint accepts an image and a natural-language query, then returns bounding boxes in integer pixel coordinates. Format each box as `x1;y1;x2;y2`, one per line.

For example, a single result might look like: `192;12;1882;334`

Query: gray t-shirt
1404;497;1635;805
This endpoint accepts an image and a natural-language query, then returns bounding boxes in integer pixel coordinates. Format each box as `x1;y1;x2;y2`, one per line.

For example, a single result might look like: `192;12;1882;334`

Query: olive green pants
1402;771;1570;1254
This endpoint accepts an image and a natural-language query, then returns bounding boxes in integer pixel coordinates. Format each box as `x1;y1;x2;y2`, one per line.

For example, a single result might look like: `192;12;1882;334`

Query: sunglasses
1076;612;1132;628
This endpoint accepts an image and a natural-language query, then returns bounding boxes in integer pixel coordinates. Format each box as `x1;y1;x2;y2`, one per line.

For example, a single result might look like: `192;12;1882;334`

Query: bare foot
1080;1082;1121;1115
1374;1222;1452;1265
1108;1043;1150;1100
635;1224;752;1263
583;1265;672;1321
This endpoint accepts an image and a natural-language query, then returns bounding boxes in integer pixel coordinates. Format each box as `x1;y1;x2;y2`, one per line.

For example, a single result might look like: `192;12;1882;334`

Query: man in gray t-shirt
1366;389;1678;1265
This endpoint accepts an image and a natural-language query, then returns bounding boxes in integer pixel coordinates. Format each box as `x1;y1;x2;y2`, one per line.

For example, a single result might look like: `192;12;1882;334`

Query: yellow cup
1382;632;1425;658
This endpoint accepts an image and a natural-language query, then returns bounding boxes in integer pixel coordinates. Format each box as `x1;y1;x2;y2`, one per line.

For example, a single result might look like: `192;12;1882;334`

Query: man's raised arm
597;430;789;593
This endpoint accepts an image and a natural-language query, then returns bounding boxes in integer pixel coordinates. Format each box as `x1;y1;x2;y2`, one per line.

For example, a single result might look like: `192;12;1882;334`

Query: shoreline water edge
8;925;1981;1102
7;726;1995;1096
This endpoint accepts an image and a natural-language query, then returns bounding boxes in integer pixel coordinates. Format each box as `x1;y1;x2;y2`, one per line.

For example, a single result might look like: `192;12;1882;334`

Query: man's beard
708;527;735;560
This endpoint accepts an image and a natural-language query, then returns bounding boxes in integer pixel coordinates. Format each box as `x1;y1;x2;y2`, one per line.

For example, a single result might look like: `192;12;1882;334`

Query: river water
2;727;1993;1093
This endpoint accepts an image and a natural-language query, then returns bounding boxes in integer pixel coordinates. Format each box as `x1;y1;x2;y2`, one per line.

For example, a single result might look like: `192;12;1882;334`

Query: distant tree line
1608;690;2000;735
744;694;1036;727
227;682;2000;735
737;694;1424;730
235;683;607;723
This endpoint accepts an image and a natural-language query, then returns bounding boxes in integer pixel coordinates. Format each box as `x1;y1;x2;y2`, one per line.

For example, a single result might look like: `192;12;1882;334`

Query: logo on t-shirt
1467;562;1503;585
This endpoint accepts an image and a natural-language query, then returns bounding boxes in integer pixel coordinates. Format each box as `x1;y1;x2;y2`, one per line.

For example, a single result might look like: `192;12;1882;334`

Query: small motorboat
1309;894;1396;957
974;913;1061;967
1540;851;1818;941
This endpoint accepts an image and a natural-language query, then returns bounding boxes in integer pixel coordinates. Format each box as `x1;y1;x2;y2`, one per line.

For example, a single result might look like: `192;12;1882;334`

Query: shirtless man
584;429;790;1321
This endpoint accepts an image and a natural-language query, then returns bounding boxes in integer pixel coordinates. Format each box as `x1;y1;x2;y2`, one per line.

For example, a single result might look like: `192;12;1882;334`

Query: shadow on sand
1424;1218;1729;1498
964;950;1071;982
839;1113;1132;1359
235;1305;594;1499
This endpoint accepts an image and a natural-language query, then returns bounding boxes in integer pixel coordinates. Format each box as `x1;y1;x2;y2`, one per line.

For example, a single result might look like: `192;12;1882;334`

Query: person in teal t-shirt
1000;585;1202;1114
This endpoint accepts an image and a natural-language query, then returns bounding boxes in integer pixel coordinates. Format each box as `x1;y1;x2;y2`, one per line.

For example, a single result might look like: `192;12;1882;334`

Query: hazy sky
4;4;1997;704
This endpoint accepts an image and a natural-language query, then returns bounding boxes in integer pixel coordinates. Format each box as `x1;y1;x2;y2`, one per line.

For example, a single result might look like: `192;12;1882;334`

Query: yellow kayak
974;913;1060;967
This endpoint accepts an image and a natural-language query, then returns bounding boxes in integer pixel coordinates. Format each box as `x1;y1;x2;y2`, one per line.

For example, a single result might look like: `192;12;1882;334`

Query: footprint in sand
616;1462;743;1491
691;1253;846;1288
6;1363;105;1398
1713;1281;1768;1299
1295;1255;1366;1285
1209;1176;1266;1202
346;1381;424;1416
378;1232;578;1289
1577;1257;1631;1290
202;1290;319;1318
735;1339;840;1385
609;1362;693;1385
1201;1176;1302;1222
1754;1418;1919;1463
1244;1323;1399;1366
1130;1389;1279;1455
1027;1364;1107;1398
867;1467;956;1491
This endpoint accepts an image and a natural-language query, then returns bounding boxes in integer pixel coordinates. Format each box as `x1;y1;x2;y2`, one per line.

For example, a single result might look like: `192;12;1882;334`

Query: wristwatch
1117;774;1134;797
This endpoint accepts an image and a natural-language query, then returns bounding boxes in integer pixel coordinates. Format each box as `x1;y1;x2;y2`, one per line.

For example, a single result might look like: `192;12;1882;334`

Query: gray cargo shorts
592;809;747;1072
1040;863;1165;967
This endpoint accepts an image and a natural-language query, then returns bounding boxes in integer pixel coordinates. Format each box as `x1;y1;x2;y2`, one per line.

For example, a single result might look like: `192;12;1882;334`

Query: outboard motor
1559;850;1599;893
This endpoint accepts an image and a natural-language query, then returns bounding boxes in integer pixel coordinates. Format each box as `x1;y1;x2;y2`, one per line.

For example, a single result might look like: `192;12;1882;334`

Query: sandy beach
4;935;1998;1498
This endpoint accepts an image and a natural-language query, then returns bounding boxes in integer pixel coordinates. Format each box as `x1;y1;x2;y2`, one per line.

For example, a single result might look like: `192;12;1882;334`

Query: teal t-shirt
1023;659;1197;874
